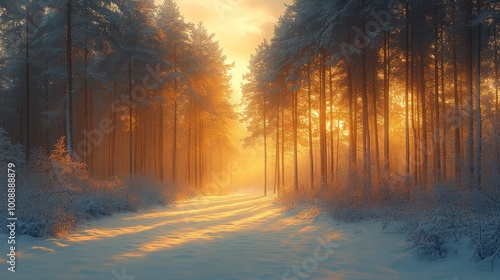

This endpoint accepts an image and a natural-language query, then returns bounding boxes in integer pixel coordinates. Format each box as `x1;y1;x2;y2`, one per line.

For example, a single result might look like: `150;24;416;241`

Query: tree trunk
474;0;482;187
307;64;315;189
362;46;371;193
187;103;192;182
172;93;178;181
410;3;418;187
384;33;391;175
66;0;73;157
25;8;30;161
319;52;328;188
110;85;117;177
419;54;428;187
293;90;299;192
84;34;94;172
281;107;285;191
405;0;411;189
199;122;203;188
45;78;49;153
329;66;335;183
452;6;462;182
347;63;356;185
440;21;447;179
264;103;267;196
466;0;474;187
159;102;164;182
128;54;133;178
495;23;500;175
275;103;280;194
172;49;179;182
372;51;381;180
194;111;198;190
434;2;441;182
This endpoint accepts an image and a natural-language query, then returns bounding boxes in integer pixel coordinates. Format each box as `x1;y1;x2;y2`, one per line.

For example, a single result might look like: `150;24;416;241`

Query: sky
155;0;293;105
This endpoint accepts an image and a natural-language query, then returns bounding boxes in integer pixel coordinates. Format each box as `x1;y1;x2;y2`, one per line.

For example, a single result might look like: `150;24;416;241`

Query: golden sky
156;0;292;105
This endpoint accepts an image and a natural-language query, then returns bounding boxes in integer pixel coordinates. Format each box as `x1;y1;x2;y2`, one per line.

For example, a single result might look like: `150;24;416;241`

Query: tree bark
307;63;315;189
362;46;371;193
434;1;441;182
419;54;428;187
128;53;133;178
474;0;482;187
66;0;73;157
384;33;391;175
25;7;30;161
452;5;462;182
264;103;267;195
293;90;299;192
405;0;411;189
329;66;335;183
466;0;474;187
319;52;328;188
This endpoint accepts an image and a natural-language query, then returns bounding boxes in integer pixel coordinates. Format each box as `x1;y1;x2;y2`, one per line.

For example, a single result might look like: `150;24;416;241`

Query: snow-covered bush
0;133;179;237
406;214;451;260
0;128;25;165
280;175;500;265
467;203;500;263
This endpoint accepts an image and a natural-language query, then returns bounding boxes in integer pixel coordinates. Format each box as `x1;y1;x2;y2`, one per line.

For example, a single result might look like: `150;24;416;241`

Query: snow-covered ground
0;191;498;280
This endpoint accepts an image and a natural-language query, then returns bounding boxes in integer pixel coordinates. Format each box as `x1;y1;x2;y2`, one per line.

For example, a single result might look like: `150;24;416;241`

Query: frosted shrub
0;133;178;237
0;128;25;165
469;207;500;263
49;137;90;190
407;215;449;260
281;175;500;265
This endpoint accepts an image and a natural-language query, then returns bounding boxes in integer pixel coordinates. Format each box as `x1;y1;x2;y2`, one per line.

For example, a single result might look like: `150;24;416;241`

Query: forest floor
0;190;497;280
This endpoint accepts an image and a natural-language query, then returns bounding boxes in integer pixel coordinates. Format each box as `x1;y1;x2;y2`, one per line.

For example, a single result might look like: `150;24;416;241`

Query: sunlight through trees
242;0;500;196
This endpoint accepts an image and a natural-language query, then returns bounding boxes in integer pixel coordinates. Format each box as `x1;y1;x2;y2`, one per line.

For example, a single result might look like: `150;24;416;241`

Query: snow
0;191;498;279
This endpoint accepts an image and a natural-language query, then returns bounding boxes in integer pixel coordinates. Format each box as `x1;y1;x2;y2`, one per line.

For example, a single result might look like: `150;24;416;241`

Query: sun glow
160;0;293;102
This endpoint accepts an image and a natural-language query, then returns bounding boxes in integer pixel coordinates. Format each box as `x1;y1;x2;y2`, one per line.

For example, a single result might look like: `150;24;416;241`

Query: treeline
242;0;499;196
0;0;236;187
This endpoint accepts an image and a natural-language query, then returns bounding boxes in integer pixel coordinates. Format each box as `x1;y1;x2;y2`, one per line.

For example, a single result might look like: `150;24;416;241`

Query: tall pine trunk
128;54;133;178
264;104;267;195
66;0;73;157
419;54;428;187
275;103;280;194
172;47;179;182
307;64;315;189
440;22;447;179
474;0;482;187
362;46;371;193
372;52;381;180
434;2;441;182
384;33;391;176
495;23;500;175
293;90;299;192
159;103;164;182
319;52;328;188
452;6;462;182
187;103;192;182
347;63;356;185
25;8;30;161
329;66;335;182
466;0;474;187
405;0;411;189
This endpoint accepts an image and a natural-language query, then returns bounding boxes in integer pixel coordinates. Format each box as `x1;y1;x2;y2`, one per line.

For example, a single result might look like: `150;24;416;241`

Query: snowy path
0;191;497;280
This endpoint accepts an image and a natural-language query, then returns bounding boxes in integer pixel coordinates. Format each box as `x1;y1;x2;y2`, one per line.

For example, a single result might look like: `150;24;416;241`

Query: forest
0;0;236;185
243;0;499;194
0;0;241;238
241;0;500;262
0;0;500;277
